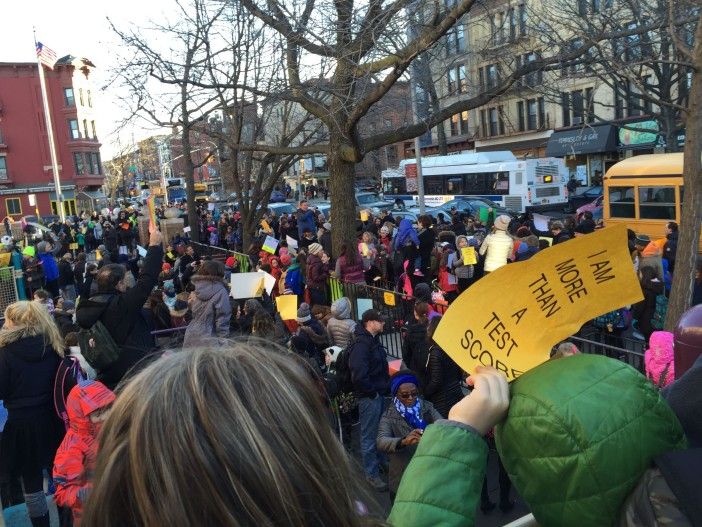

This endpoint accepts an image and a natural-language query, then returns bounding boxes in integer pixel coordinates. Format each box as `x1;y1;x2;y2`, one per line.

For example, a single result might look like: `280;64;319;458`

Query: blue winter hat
391;373;420;396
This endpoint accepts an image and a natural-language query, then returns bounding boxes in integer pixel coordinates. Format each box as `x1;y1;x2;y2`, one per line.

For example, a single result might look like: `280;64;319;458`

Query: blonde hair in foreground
0;300;64;355
82;342;386;527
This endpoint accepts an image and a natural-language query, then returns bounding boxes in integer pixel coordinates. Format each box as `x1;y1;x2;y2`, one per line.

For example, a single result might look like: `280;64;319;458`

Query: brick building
0;56;104;219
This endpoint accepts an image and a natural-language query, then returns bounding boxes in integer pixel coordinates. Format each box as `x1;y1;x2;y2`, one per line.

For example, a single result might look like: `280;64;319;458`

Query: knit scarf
393;397;427;431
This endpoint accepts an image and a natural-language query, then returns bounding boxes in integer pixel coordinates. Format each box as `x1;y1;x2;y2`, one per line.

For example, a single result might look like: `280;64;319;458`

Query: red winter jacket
53;380;115;526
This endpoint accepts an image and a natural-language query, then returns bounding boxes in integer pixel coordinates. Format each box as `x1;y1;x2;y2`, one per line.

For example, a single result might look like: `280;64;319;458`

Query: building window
478;68;485;90
480;109;487;137
87;89;93;108
517;101;525;131
509;7;516;40
519;3;527;35
538;97;546;128
614;82;625;119
74;152;85;175
486;64;498;88
585;87;594;122
527;99;538;130
68;119;80;139
79;88;84;106
450;114;459;136
458;65;467;93
561;92;571;126
498;106;505;135
83;119;89;139
63;88;75;107
0;156;7;180
489;107;499;136
5;198;21;216
91;121;97;139
91;152;102;175
385;146;397;167
572;90;585;123
459;111;469;134
448;68;457;94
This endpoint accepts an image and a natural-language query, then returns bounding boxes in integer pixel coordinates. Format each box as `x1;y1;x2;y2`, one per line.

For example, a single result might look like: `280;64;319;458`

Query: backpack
651;294;669;330
592;308;628;332
77;296;122;371
333;335;357;394
53;356;85;430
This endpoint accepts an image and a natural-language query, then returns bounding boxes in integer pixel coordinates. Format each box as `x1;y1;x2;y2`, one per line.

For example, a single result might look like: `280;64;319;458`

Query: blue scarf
393;397;427;431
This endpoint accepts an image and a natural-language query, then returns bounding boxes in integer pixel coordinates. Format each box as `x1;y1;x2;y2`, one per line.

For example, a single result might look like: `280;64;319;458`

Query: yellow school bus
603;153;702;252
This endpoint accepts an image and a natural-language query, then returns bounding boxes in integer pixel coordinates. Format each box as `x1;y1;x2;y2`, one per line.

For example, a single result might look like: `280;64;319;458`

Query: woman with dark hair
334;243;365;285
182;260;232;348
146;290;172;332
424;315;464;418
632;265;665;342
401;302;430;388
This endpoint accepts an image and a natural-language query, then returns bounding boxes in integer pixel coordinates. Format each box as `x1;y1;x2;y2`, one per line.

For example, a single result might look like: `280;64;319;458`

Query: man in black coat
76;229;164;390
349;309;390;491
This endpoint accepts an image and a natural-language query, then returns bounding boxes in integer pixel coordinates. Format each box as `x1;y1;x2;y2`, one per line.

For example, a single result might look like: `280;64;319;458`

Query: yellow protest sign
360;210;369;222
433;225;643;381
276;294;298;321
461;246;477;265
383;291;396;306
261;219;272;233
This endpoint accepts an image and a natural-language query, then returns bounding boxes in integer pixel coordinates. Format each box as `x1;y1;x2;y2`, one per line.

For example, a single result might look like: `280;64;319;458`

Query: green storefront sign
618;120;659;147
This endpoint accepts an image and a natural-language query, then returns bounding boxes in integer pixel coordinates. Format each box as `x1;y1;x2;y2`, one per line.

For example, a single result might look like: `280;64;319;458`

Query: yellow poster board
360;210;369;222
383;291;396;306
461;247;477;265
261;219;272;233
276;295;298;321
433;225;643;381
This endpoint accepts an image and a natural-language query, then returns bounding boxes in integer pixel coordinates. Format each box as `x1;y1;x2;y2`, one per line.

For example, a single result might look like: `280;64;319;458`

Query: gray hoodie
183;275;232;348
326;297;356;348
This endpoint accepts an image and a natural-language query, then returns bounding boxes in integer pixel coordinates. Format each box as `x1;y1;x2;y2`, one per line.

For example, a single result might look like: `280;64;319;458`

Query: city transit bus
383;151;568;213
603;153;702;253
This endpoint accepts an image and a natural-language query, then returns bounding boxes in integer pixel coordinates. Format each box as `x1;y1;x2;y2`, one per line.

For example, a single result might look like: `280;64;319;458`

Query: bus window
425;176;444;194
492;172;509;195
609;186;635;218
383;178;406;194
446;177;463;194
638;186;676;220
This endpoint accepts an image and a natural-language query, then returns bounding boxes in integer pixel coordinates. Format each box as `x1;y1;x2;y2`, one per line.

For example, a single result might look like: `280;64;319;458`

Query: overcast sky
1;0;174;159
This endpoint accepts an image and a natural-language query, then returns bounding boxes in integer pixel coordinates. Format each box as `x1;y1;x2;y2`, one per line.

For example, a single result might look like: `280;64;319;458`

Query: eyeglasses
397;391;419;400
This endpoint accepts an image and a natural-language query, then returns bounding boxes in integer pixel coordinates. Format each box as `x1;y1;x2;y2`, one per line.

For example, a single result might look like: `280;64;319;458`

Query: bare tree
665;11;702;330
103;142;135;204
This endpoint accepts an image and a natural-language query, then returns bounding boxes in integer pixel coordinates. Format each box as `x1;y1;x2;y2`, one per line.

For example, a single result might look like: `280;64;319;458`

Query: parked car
355;192;394;213
576;195;604;222
567;186;602;212
269;189;287;203
410;198;515;220
266;202;296;216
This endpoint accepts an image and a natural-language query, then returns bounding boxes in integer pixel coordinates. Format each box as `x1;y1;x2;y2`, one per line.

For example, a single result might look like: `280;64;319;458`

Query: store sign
545;125;617;157
618;120;659;147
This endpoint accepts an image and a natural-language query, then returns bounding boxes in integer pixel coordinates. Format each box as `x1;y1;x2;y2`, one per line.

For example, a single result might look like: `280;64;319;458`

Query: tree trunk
664;24;702;331
328;137;358;259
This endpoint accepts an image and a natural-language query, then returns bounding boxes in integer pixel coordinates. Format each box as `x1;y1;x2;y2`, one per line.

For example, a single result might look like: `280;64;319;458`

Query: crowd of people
0;196;700;526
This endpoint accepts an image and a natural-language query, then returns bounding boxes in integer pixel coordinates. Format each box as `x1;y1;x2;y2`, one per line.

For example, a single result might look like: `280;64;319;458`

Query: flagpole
34;36;65;222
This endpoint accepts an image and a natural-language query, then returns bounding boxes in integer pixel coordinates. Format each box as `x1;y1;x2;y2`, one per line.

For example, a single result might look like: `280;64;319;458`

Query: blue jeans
358;394;384;478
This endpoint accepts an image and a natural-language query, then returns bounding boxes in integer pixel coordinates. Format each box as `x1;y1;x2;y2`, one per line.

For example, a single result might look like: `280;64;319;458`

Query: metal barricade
189;241;252;272
0;266;19;314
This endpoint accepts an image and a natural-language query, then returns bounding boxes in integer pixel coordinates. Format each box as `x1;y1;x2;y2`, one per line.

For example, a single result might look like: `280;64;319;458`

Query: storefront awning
546;124;617;157
78;190;107;200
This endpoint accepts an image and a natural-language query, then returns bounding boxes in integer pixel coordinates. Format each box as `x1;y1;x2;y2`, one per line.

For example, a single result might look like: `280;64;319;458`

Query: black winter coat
76;245;163;390
401;321;429;388
58;259;74;287
632;278;664;341
424;344;464;418
349;325;389;397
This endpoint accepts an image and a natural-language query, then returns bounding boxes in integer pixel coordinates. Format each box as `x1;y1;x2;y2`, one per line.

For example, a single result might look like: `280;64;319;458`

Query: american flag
36;41;57;70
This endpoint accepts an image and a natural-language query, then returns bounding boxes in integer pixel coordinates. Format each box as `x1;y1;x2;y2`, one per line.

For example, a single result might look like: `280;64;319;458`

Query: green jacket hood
495;354;686;527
